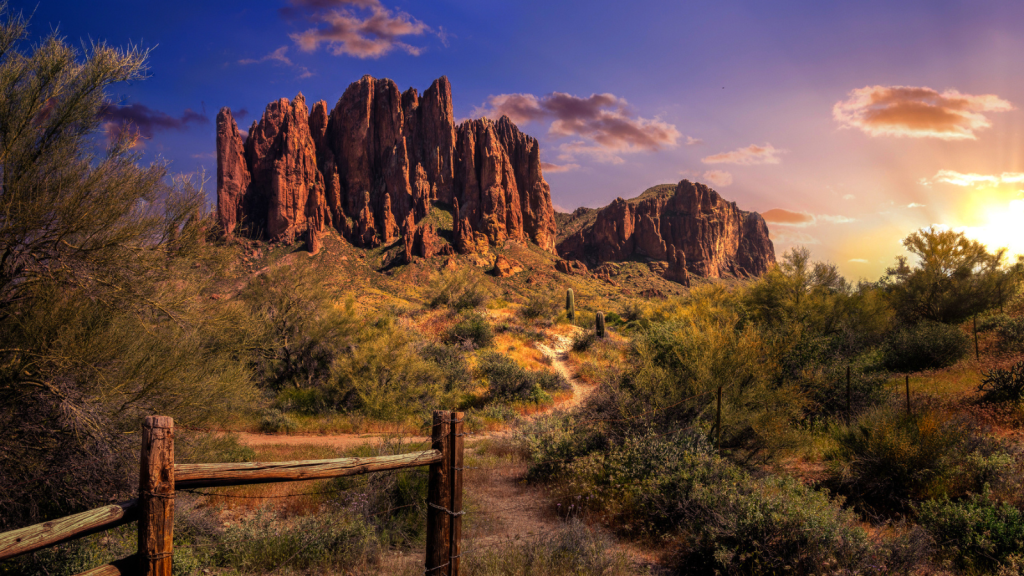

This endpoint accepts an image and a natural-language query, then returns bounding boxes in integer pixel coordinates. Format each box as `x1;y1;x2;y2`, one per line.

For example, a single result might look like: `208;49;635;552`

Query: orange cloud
474;91;682;163
833;85;1013;140
702;143;784;165
288;0;430;59
762;209;814;226
702;170;733;187
762;208;854;227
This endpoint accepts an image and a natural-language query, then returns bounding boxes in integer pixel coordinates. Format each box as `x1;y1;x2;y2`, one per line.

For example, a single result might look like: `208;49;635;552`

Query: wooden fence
0;411;465;576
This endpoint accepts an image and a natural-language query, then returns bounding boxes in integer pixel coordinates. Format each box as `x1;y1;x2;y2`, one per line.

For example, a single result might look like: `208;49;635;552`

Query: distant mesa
555;181;776;283
216;75;557;255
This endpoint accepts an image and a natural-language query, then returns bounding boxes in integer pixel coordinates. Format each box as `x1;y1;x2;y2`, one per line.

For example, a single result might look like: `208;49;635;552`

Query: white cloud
922;170;1024;188
702;143;785;165
702;170;733;187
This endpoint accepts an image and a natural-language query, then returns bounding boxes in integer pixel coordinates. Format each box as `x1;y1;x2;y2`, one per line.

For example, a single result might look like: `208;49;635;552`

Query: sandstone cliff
556;180;775;281
217;75;557;255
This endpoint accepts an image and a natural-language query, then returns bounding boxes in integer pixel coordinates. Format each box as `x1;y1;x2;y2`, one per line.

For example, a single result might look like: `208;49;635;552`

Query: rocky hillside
556;180;775;284
217;75;557;257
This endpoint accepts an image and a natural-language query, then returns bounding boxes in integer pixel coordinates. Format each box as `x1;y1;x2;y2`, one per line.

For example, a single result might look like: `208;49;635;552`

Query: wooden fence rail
0;411;465;576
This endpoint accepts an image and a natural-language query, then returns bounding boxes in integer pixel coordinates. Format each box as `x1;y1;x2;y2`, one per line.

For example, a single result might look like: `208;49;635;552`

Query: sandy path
238;328;597;449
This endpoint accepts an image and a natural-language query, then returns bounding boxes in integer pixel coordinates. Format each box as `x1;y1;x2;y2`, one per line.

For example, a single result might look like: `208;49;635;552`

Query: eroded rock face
216;108;250;236
241;94;326;242
557;180;775;282
217;75;557;255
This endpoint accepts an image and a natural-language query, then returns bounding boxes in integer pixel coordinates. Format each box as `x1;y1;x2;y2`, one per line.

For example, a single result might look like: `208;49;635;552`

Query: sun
957;197;1024;261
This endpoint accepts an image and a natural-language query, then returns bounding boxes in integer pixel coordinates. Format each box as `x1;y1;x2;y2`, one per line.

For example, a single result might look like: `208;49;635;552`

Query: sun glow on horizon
946;196;1024;262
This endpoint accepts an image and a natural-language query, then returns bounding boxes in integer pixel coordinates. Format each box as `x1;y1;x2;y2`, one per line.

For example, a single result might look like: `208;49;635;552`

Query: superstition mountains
217;74;775;282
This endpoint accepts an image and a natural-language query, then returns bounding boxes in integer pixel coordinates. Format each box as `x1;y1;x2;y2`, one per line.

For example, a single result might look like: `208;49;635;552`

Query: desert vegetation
5;5;1024;576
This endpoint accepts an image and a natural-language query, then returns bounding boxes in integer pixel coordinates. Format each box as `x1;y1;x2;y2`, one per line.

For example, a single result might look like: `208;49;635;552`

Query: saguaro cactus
566;289;575;322
596;311;606;338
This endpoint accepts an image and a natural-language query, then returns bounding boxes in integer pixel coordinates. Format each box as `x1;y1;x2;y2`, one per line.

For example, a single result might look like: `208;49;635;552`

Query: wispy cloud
541;161;580;173
474;92;682;164
833;85;1013;140
761;208;854;227
238;46;314;78
849;258;869;263
286;0;431;59
907;202;925;208
702;170;733;187
921;169;1024;187
702;143;785;165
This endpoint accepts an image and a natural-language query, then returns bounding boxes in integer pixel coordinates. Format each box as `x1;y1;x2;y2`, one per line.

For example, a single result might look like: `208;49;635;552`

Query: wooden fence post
449;411;464;576
425;411;451;574
139;416;174;576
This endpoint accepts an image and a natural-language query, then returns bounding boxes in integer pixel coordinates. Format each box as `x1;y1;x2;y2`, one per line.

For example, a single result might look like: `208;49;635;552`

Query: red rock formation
494;116;557;251
236;94;326;242
215;108;250;236
217;75;558;256
555;260;589;275
557;180;775;281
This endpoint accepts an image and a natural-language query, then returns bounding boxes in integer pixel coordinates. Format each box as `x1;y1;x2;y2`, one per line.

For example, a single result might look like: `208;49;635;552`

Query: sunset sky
19;0;1024;279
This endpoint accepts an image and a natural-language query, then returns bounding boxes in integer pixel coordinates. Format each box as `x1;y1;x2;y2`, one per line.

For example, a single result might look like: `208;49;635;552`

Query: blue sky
17;0;1024;278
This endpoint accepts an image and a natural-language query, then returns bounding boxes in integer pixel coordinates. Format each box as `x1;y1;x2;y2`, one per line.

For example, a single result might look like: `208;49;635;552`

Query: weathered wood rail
0;411;465;576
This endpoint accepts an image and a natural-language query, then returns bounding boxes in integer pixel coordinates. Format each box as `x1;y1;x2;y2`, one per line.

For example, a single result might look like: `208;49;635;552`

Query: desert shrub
558;429;872;574
257;408;298;433
419;343;472;393
918;490;1024;572
826;405;1014;508
331;326;461;420
605;311;622;324
997;317;1024;351
445;312;494;349
571;330;598;352
463;519;637;576
881;321;970;372
520;292;559;320
979;312;1014;332
478;351;566;402
517;413;608;480
241;266;359;392
797;355;892;419
214;509;380;571
427;269;489;311
979;361;1024;404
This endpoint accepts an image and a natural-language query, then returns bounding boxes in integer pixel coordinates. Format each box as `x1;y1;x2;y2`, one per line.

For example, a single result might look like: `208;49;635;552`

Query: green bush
571;330;597;352
478;352;568;402
997;317;1024;351
918;491;1024;571
557;429;873;574
881;321;970;372
979;361;1024;404
257;408;298;433
797;355;891;419
521;292;559;320
446;312;494;349
418;343;472;393
826;405;1013;507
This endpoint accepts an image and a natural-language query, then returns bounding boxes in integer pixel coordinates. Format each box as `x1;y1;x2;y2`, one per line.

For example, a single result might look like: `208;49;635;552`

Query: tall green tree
883;228;1022;324
0;5;256;529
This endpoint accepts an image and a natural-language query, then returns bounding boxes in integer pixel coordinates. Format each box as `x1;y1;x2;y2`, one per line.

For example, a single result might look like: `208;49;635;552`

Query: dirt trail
237;328;596;449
